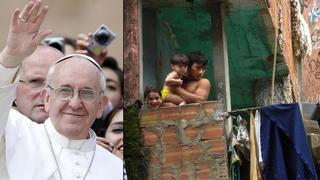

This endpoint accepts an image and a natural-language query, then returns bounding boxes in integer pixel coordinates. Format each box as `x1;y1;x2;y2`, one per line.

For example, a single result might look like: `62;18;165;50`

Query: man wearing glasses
15;46;63;123
0;1;122;179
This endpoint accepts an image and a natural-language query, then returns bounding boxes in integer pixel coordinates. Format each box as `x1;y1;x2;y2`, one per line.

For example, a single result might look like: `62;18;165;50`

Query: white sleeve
0;64;19;140
0;64;19;86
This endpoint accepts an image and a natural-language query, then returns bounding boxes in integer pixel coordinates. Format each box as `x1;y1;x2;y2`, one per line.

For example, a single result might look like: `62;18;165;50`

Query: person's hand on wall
75;33;108;65
1;0;51;68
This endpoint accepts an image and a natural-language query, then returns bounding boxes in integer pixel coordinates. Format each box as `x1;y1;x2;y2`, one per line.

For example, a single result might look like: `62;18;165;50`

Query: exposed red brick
149;149;161;164
196;161;211;179
180;103;201;120
141;102;228;179
201;101;221;116
163;126;177;144
140;109;159;127
141;128;158;145
164;145;182;163
184;126;201;140
207;139;227;153
203;125;224;139
182;145;202;161
198;168;210;180
181;170;190;180
266;0;298;98
159;106;181;121
197;162;209;170
161;164;173;174
160;173;172;180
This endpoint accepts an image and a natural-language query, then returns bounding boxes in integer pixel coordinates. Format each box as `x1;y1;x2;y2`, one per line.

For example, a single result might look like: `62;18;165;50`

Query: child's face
172;64;188;76
147;92;162;108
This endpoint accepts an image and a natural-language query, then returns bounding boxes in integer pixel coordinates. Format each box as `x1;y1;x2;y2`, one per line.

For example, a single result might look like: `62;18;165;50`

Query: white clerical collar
44;119;96;152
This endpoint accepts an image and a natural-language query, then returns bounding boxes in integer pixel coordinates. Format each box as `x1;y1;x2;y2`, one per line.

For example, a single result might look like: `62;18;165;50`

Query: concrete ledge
140;101;223;127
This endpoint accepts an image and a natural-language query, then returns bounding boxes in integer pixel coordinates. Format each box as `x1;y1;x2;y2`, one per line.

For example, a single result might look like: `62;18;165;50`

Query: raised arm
0;0;50;138
76;33;108;65
0;0;51;68
165;71;183;86
174;79;211;103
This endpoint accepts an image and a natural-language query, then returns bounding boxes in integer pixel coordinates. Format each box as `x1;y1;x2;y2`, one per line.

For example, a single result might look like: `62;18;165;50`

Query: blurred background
0;0;123;68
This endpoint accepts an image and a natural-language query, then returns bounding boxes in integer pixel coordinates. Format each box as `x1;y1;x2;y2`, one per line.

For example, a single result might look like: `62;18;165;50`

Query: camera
88;24;116;55
42;37;65;54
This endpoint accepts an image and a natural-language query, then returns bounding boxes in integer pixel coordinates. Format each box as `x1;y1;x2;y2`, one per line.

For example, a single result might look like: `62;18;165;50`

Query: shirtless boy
161;53;189;106
173;51;211;103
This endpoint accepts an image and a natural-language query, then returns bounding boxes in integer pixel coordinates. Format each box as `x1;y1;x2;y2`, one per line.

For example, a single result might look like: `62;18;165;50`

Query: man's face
15;47;63;123
103;67;122;108
43;58;104;139
147;92;162;108
172;64;188;77
189;63;206;80
105;109;123;160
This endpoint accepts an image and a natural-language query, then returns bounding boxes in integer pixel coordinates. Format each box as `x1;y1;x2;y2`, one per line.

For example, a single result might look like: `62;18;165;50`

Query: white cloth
254;110;262;163
0;64;123;180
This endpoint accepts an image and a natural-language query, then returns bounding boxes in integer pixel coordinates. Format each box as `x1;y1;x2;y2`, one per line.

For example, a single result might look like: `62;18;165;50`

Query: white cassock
0;65;123;180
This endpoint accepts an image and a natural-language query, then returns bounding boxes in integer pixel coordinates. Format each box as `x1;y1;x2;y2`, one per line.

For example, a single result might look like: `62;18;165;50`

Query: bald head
43;55;107;139
15;46;64;123
20;46;64;76
46;54;106;96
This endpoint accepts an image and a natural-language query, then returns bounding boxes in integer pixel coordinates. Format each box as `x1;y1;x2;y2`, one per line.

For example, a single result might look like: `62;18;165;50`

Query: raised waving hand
1;0;51;68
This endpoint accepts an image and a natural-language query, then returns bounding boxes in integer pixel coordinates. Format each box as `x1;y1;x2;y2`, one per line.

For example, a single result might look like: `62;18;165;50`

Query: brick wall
301;0;320;102
140;101;229;180
264;0;299;99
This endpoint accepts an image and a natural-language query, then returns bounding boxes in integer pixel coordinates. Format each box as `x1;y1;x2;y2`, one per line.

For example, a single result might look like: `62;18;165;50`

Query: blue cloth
260;103;318;180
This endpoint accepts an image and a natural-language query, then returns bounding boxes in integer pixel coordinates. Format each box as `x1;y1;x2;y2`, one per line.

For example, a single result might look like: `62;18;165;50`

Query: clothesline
220;102;300;120
227;106;260;114
216;106;261;121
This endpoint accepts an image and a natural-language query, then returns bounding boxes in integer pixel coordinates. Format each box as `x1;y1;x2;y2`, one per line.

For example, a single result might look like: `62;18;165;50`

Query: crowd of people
0;0;124;179
143;51;211;109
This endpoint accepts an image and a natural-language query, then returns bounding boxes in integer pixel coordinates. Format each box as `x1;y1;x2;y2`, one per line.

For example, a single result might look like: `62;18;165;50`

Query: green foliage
124;103;151;180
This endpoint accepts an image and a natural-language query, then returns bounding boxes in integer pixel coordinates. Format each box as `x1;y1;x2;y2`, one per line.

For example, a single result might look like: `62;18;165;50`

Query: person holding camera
0;1;122;179
42;36;77;55
75;29;122;151
43;24;114;62
76;25;115;65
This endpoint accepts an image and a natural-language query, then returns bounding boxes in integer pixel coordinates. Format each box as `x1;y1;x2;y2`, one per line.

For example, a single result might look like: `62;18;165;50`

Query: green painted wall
159;6;215;100
225;7;272;108
143;3;287;109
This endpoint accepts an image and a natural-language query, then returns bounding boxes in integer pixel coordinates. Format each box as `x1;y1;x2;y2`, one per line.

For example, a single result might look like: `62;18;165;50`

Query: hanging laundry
229;115;251;179
250;111;262;180
260;103;318;180
236;115;249;145
254;110;262;163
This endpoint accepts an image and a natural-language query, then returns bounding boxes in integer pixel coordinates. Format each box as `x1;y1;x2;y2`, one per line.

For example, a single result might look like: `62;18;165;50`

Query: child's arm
165;71;183;86
174;79;211;103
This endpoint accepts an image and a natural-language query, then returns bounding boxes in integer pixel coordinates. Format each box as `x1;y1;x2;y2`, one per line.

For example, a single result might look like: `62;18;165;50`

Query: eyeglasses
19;79;45;88
47;85;100;102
